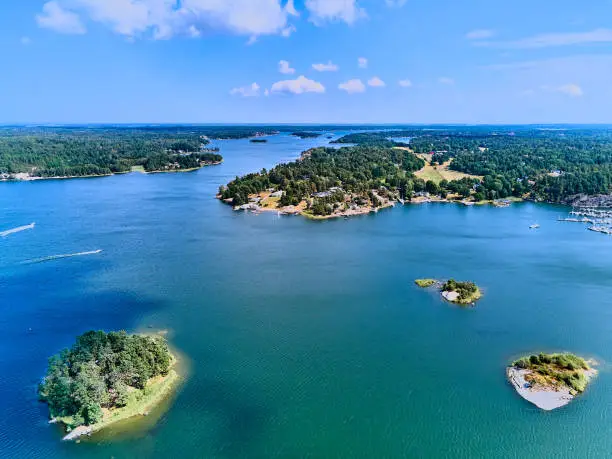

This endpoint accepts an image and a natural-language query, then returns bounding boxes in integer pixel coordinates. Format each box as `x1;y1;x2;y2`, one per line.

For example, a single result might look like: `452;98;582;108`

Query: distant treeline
333;128;612;202
0;126;275;177
291;131;322;139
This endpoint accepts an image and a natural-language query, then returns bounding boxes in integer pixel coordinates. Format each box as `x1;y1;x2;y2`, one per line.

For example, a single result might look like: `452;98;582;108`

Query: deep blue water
2;133;612;458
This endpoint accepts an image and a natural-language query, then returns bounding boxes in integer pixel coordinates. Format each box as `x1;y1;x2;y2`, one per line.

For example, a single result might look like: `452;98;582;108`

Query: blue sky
3;0;612;124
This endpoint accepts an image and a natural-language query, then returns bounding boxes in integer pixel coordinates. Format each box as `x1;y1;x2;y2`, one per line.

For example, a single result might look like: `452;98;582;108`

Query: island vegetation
415;279;437;288
38;330;179;440
415;278;482;305
218;145;425;218
440;279;482;304
507;353;596;410
291;131;322;139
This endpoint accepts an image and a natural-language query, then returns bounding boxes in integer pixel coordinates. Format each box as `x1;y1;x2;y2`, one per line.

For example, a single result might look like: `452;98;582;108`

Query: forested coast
220;126;612;218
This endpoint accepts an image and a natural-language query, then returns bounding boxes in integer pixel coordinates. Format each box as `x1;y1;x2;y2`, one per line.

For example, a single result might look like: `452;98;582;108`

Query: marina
558;207;612;236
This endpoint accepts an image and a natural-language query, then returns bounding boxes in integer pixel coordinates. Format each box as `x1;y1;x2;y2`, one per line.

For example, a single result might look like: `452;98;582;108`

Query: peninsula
39;330;180;441
218;145;425;219
415;278;482;305
507;353;596;410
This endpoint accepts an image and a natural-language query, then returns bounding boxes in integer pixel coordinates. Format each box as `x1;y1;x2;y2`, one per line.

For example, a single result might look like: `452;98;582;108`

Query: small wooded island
507;353;597;410
38;330;179;441
415;278;482;305
291;131;322;139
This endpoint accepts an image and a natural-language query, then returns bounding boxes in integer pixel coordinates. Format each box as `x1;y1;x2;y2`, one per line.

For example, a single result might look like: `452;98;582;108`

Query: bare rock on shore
565;194;612;208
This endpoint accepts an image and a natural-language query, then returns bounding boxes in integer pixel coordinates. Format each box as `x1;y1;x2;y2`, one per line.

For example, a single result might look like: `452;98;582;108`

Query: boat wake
23;250;102;264
0;222;35;238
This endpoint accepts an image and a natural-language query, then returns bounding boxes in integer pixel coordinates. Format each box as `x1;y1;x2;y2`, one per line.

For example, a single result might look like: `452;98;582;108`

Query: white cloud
399;79;413;87
306;0;365;25
230;82;261;97
358;57;368;68
36;1;86;35
285;0;299;16
438;77;455;85
36;0;297;40
21;36;32;45
188;25;201;38
281;24;296;37
279;60;296;74
368;76;385;87
312;60;339;72
466;29;495;40
339;79;366;94
477;28;612;49
271;75;325;94
385;0;407;6
543;83;584;97
264;89;270;96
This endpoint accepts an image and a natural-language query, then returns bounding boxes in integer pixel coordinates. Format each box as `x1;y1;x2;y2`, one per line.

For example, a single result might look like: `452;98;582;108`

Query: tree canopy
38;331;172;427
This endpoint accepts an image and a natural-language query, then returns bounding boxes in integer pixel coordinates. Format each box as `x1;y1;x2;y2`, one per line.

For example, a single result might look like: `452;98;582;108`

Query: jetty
560;208;612;235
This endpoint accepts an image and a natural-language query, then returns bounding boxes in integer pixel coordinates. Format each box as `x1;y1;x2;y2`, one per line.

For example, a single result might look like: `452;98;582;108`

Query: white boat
529;224;540;229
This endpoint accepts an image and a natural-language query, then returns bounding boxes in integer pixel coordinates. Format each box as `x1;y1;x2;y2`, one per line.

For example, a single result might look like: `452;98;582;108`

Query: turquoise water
2;134;612;458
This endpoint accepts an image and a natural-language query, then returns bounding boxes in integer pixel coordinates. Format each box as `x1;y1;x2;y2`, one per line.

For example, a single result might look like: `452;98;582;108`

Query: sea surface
2;133;612;458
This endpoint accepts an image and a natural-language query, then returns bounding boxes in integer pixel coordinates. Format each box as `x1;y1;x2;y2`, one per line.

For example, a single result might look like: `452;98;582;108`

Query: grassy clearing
412;153;483;185
512;353;592;393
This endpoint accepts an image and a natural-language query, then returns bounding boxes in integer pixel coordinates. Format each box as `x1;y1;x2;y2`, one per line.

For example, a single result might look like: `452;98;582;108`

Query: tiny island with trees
507;353;597;410
291;131;322;139
415;278;482;305
38;330;179;441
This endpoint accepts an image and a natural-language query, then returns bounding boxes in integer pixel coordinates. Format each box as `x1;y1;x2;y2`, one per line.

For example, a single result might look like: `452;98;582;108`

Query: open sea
2;133;612;458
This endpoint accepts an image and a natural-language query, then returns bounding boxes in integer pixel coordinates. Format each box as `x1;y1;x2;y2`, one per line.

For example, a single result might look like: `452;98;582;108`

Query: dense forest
333;128;612;202
291;131;322;139
38;331;172;427
0;126;279;178
219;145;425;215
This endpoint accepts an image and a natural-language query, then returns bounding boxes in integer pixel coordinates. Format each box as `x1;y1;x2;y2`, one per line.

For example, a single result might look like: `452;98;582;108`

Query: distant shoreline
0;161;222;183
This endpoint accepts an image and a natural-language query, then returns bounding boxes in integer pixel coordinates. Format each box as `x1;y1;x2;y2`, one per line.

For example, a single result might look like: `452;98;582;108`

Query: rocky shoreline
564;194;612;208
507;354;597;410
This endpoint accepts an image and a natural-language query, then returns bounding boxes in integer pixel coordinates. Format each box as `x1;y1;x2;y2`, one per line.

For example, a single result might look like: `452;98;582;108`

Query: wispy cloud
358;57;368;69
543;83;584;97
339;79;366;94
306;0;366;25
271;75;325;94
466;29;495;40
476;28;612;49
36;1;86;35
398;79;413;87
312;61;339;72
230;82;261;97
368;77;386;87
278;60;296;74
438;77;455;85
20;36;32;45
